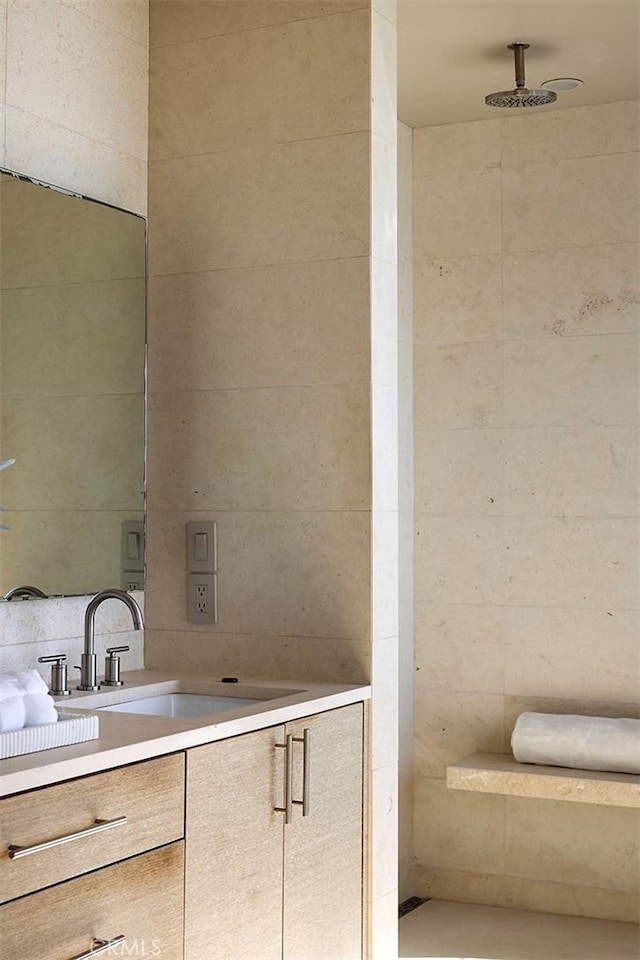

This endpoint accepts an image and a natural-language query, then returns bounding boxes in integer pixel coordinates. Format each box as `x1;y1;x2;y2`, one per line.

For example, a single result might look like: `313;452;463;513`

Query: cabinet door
0;842;184;960
185;726;285;960
283;703;364;960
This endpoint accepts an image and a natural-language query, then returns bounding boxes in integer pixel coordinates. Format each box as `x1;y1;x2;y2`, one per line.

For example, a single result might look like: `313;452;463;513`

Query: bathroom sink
98;693;262;718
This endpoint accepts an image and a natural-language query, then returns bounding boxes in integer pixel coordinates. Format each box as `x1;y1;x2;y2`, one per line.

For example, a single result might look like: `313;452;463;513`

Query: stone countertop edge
0;670;371;797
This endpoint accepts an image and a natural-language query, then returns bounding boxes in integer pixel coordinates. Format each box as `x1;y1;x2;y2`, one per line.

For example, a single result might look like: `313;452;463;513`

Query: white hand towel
511;712;640;775
5;669;49;696
23;693;58;727
0;695;26;733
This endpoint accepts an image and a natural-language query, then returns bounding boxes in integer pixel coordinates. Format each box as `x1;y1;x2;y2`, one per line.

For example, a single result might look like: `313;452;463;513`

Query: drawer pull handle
69;935;127;960
292;728;311;818
7;816;127;859
274;733;294;824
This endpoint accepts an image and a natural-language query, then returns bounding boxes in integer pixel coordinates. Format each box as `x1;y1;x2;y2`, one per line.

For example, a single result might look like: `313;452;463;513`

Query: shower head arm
509;42;530;89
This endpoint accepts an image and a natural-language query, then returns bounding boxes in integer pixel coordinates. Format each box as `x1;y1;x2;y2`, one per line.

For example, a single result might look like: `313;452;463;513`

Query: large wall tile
414;777;505;876
503;244;640;339
0;590;144;645
4;394;143;510
414;691;504;778
144;629;370;684
415;428;503;516
502;153;640;252
414;168;501;258
501;100;639;168
372;385;398;511
147;384;370;512
504;607;640;703
148;132;370;275
372;132;398;265
414;603;504;695
64;0;149;46
372;257;398;387
146;510;371;640
413;864;640;923
414;341;503;429
5;105;147;213
150;8;370;160
372;514;399;640
371;8;397;143
147;259;370;393
503;425;639;517
504;517;639;610
413;119;500;177
150;0;367;48
0;0;6;164
0;634;143;679
371;635;398;767
371;763;398;898
414;255;502;344
7;0;148;161
505;797;640;892
504;335;638;428
2;280;144;399
3;509;142;596
415;516;505;606
1;164;144;287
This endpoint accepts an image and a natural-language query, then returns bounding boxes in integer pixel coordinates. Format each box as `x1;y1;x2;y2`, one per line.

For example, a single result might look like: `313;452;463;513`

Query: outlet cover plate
187;573;217;624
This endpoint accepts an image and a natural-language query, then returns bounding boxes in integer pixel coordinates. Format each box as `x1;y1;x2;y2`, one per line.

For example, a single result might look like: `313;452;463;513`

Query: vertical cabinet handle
292;728;311;818
274;733;294;824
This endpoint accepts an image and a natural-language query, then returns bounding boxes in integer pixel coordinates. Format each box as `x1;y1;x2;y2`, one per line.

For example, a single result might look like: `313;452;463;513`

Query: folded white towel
23;694;58;728
512;712;640;776
1;669;49;696
0;695;26;733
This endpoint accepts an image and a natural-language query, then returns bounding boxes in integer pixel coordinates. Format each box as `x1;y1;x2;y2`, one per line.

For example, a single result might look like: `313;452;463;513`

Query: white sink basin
99;693;262;718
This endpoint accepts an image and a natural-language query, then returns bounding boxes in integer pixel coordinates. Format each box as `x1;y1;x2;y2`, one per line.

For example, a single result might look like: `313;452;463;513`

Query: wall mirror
0;170;146;599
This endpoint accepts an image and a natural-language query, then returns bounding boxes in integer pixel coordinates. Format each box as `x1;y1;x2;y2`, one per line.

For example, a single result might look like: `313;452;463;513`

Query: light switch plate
187;521;217;574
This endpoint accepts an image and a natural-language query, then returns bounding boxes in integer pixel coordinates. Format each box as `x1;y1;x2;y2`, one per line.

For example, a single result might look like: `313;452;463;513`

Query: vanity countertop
0;670;371;797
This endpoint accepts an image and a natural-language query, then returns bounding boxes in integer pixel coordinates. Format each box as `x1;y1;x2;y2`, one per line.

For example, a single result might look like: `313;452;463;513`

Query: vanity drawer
0;753;185;903
0;841;184;960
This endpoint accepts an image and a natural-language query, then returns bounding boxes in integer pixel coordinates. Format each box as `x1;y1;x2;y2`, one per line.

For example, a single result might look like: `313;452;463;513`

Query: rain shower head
485;43;557;108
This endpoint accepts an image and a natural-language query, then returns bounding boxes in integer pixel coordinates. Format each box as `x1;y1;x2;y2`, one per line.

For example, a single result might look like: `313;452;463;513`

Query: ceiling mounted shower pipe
485;42;557;108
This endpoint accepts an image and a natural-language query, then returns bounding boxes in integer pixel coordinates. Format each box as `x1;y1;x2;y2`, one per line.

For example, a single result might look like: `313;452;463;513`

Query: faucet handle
103;646;130;687
38;654;70;697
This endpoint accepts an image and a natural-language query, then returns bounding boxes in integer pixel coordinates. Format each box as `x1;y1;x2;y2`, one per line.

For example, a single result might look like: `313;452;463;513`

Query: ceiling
397;0;640;127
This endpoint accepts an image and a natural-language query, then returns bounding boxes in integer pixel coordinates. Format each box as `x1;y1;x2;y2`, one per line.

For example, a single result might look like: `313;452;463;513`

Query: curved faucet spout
78;589;144;691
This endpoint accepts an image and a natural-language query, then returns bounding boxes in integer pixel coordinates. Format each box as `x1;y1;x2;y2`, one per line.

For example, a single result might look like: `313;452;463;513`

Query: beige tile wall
147;2;398;955
1;0;148;214
412;100;640;923
0;0;148;666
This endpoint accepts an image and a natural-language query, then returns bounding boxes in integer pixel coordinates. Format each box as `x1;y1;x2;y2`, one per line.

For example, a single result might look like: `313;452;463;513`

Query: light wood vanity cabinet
0;755;186;960
0;699;365;960
1;842;185;960
185;703;364;960
0;753;185;903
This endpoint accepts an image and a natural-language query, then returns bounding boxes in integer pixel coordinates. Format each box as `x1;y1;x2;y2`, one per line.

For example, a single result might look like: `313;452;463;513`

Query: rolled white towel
512;712;640;776
23;694;58;727
0;678;18;702
0;695;26;733
2;669;49;696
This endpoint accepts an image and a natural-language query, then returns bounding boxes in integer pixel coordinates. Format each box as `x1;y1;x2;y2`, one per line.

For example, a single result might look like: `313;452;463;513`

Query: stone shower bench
447;752;640;808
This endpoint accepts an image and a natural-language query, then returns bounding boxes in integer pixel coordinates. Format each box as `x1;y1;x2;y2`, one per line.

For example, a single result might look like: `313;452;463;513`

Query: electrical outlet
187;573;217;624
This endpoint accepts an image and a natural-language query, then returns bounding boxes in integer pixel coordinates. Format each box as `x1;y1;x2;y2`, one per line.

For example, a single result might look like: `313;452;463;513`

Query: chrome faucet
77;589;143;691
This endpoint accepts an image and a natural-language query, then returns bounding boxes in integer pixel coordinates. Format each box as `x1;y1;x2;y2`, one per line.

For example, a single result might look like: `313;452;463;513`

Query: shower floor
399;899;640;960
